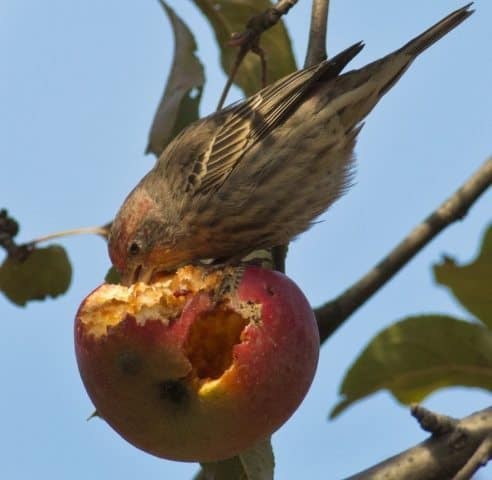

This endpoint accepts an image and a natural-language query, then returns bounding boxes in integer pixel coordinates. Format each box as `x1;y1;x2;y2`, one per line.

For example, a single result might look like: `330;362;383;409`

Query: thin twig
347;407;492;480
217;0;299;110
272;244;288;273
28;225;110;245
315;158;492;343
0;209;23;259
304;0;330;67
216;49;248;111
0;209;110;260
251;44;268;88
411;404;458;436
453;434;492;480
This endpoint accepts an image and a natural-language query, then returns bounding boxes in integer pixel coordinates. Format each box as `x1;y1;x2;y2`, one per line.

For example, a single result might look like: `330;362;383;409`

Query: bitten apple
75;265;319;462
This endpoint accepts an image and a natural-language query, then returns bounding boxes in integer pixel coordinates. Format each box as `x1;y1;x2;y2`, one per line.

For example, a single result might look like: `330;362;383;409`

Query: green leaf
0;245;72;306
146;1;205;157
331;315;492;418
104;266;121;284
434;224;492;328
196;438;274;480
193;0;297;97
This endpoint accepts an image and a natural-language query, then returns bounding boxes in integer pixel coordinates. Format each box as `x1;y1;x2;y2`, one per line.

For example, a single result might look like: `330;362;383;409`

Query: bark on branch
315;158;492;344
346;406;492;480
304;0;330;67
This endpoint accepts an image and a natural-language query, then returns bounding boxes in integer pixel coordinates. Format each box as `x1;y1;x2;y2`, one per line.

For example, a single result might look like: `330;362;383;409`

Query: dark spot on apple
118;351;141;375
159;379;189;405
266;286;275;296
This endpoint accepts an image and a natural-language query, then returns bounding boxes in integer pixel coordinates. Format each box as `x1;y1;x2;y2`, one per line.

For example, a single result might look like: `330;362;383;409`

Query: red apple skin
75;266;319;462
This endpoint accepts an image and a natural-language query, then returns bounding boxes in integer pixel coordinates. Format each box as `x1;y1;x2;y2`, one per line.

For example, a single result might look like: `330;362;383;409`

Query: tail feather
313;5;473;142
316;41;365;81
375;4;473;96
401;3;474;56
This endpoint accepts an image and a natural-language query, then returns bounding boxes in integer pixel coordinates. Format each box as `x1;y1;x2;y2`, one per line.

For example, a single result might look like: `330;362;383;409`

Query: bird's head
108;187;171;286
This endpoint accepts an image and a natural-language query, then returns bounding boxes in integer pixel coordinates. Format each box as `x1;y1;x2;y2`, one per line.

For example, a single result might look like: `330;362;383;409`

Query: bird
108;5;473;286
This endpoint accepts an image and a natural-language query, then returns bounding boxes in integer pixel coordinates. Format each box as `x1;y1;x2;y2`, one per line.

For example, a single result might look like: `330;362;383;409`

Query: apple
75;265;319;462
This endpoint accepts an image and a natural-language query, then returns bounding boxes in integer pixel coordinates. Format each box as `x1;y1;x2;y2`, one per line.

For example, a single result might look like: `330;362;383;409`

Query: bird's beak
120;264;154;287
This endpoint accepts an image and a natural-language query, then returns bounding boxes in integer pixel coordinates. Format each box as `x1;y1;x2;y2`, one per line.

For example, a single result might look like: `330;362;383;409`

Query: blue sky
2;1;491;478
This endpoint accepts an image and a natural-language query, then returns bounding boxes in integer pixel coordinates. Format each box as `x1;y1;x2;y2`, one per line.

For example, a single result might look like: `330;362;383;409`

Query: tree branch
411;404;458;436
453;434;492;480
346;406;492;480
217;0;299;110
315;157;492;343
304;0;330;67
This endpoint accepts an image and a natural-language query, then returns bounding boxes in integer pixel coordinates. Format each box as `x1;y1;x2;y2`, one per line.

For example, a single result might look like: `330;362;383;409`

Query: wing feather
186;42;364;195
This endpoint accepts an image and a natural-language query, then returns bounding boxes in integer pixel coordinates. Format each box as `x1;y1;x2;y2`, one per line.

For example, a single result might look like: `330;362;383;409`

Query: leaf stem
28;225;110;245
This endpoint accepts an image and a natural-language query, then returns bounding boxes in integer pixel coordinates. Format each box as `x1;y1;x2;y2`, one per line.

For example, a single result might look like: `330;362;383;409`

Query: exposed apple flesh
75;265;319;462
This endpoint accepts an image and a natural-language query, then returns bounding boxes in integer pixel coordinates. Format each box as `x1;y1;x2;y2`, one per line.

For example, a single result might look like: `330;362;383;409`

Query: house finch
109;5;472;285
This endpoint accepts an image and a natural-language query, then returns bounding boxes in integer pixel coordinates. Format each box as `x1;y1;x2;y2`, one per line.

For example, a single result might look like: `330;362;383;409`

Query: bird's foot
212;264;246;305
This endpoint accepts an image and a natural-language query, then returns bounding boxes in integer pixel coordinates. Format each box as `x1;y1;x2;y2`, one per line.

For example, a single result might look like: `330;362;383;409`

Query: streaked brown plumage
109;5;473;285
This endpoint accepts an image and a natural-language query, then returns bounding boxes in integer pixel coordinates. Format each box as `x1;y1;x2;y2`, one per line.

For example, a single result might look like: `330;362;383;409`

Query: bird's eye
128;242;141;256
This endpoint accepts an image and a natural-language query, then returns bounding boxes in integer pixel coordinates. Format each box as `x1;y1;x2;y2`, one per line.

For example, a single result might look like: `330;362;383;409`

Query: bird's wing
172;42;364;196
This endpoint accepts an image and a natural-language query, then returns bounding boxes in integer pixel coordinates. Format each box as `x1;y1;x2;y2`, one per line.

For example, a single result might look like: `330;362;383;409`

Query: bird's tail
321;4;473;132
400;3;473;57
376;4;473;96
